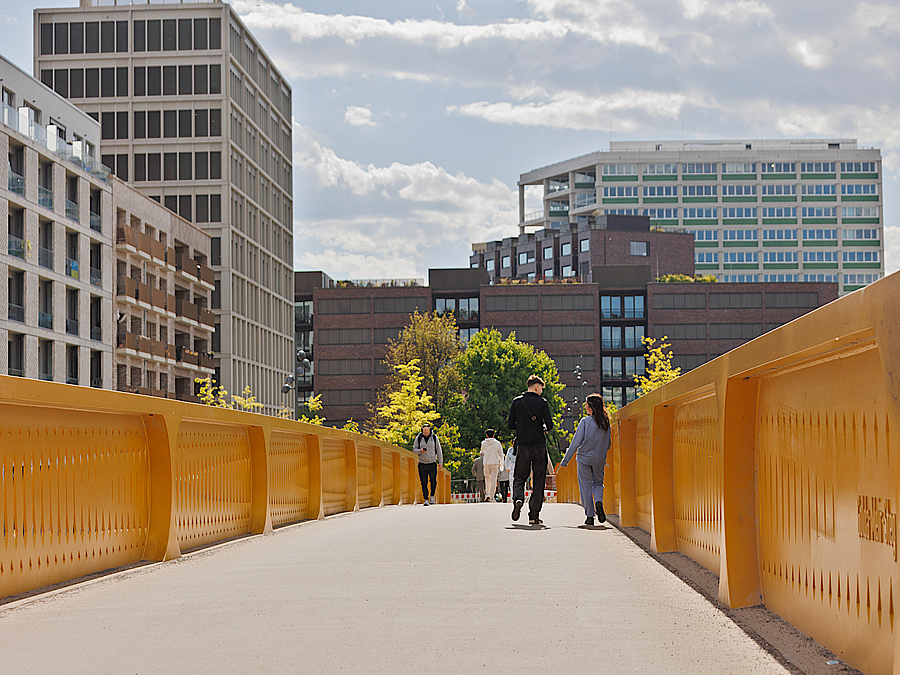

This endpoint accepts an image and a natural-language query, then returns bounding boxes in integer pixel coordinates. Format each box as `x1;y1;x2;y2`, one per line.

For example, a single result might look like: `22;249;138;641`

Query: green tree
635;335;682;396
375;310;462;423
373;359;441;449
447;329;565;462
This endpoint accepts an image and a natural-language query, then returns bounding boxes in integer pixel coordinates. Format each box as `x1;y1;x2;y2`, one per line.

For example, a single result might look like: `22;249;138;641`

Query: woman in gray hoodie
559;393;611;526
413;424;443;505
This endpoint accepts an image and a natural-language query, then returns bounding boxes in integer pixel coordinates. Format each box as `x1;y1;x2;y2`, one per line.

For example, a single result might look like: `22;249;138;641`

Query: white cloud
787;38;831;69
885;227;900;276
344;106;378;126
448;89;692;129
677;0;774;21
457;0;476;19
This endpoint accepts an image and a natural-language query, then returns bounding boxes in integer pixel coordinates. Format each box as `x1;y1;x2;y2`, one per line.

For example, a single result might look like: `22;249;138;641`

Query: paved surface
0;502;790;675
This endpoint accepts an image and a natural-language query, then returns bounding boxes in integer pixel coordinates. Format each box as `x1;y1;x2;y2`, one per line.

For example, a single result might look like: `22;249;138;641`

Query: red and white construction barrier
451;490;557;503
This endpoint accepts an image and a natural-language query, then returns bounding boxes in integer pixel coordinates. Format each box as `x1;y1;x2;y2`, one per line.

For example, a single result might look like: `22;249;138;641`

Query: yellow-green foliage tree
232;385;264;413
195;376;232;408
298;394;326;425
635;336;682;396
374;360;440;448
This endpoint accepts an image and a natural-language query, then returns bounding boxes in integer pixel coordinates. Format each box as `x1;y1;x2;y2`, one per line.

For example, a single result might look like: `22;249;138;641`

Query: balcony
152;288;167;310
65;199;79;223
39;246;53;269
8;169;24;195
176;344;200;366
39;311;53;329
136;335;152;353
8;234;25;259
66;258;79;279
116;226;139;249
117;331;138;350
66;318;79;336
199;352;216;369
117;275;138;300
294;310;313;324
175;298;200;323
90;325;102;341
90;267;102;287
150;388;169;399
90;211;101;233
8;303;25;322
200;308;215;327
138;281;152;305
38;185;53;210
175;254;215;285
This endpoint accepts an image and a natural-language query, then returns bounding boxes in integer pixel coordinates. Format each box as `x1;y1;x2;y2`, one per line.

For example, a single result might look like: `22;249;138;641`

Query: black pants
498;480;510;502
512;444;547;519
418;462;437;500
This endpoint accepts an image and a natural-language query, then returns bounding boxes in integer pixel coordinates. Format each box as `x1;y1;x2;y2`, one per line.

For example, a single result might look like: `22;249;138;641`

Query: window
549;200;568;213
194;18;209;50
761;162;796;173
643;163;677;175
484;295;538;312
801;207;837;218
320;390;372;406
722;162;756;174
644;208;678;219
624;325;645;348
841;184;877;195
318;298;371;314
763;251;797;263
683;163;716;175
762;229;796;241
801;184;836;196
843;273;880;285
696;252;718;264
179;65;192;95
804;274;838;283
541;294;593;310
724;251;758;263
722;184;756;196
602;326;622;349
653;293;705;309
147;66;161;96
843;250;879;263
603;186;638;197
602;356;623;380
710;324;763;340
517;250;535;265
762;207;796;218
652;324;705;339
575;170;595;184
543;246;553;260
374;327;401;344
574;193;596;208
602;164;637;175
580;239;589;252
318;359;371;376
683;208;717;219
842;206;879;218
623;296;644;318
85;21;99;53
722;209;757;220
721;274;758;282
486;259;495;272
764;273;797;283
709;293;761;308
761;184;796;195
560;242;572;256
374;297;426;314
542;325;594;341
801;162;835;173
842;228;878;241
561;265;572;277
766;292;818;308
601;296;621;319
682;185;717;196
643;185;676;197
501;256;510;269
801;250;838;263
547;177;568;193
802;229;837;240
179;109;192;137
318;328;370;344
841;162;877;173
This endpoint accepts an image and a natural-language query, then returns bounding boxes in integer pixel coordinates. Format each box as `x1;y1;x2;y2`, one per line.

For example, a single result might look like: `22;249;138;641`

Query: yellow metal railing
0;381;449;600
557;271;900;675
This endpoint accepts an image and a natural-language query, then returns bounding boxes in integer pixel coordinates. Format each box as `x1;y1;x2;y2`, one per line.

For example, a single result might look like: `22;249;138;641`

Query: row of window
40;18;222;55
596;162;877;176
612;207;879;220
694;228;880;241
697;251;881;264
605;184;877;198
714;274;881;285
652;291;819;310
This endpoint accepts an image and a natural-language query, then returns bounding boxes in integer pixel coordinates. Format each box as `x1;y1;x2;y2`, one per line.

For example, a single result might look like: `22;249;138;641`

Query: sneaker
512;500;523;521
596;501;606;523
423;500;430;506
585;516;594;526
529;518;543;526
430;496;435;505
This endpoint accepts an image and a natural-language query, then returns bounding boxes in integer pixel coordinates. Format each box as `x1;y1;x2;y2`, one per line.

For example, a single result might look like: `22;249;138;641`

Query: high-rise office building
518;140;884;295
34;0;294;412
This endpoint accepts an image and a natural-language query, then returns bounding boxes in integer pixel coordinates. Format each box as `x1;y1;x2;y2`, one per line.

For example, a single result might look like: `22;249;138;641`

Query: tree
374;310;462;426
373;360;441;449
298;394;326;425
447;329;565;461
634;335;681;396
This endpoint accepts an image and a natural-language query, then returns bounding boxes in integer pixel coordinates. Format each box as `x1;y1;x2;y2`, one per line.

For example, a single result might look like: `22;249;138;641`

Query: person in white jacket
479;429;504;502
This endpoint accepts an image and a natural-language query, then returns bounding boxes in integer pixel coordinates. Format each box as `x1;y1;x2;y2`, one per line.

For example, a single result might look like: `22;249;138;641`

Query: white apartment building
2;53;114;387
34;0;294;412
519;140;884;294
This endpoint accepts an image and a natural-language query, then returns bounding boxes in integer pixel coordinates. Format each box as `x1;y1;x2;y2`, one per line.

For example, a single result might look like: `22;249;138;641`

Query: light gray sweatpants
577;460;606;518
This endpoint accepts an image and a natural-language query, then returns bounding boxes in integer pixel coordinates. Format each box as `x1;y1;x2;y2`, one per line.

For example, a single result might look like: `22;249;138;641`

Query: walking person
502;440;517;503
559;393;612;526
413;424;443;505
480;429;504;502
508;375;553;525
497;447;511;503
471;455;485;502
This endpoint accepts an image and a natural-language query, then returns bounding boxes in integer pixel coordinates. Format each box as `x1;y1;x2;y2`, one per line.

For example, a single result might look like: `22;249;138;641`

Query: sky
4;0;899;282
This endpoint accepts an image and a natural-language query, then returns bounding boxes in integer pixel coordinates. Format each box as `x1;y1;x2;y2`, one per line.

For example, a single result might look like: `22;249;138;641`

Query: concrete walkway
0;503;789;675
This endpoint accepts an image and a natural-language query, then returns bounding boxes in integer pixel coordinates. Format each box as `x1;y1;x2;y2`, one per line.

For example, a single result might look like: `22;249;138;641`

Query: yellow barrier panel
556;271;900;675
0;381;449;601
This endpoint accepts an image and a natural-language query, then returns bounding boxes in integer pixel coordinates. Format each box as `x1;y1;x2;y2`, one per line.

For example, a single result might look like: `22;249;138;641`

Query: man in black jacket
507;374;553;525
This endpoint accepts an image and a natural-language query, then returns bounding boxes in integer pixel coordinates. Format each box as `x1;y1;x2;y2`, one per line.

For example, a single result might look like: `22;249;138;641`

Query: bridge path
0;502;790;674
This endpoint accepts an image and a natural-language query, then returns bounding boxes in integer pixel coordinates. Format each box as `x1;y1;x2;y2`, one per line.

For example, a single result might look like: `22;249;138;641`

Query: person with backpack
559;393;612;526
507;375;553;525
413;424;443;505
